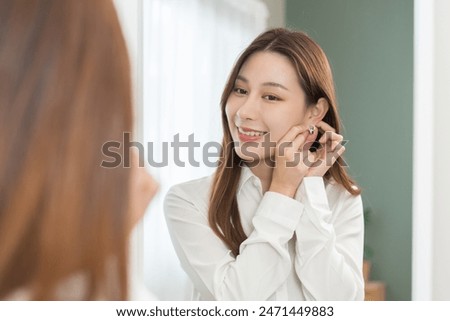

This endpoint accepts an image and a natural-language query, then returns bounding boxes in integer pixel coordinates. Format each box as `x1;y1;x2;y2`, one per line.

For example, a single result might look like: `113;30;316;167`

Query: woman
164;28;364;300
0;0;157;300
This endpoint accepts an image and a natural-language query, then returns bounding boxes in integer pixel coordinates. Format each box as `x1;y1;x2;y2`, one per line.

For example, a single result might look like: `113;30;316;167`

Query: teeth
238;127;267;137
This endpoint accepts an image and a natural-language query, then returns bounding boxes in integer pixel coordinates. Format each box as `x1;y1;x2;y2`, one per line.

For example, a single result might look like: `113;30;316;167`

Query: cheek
265;110;306;142
225;105;232;122
225;100;241;135
225;101;236;125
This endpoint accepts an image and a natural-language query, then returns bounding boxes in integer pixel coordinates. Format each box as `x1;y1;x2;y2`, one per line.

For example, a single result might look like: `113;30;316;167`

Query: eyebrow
236;75;289;91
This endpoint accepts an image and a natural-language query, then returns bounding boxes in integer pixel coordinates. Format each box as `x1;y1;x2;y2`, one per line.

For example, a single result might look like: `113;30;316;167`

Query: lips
238;127;267;136
237;126;268;142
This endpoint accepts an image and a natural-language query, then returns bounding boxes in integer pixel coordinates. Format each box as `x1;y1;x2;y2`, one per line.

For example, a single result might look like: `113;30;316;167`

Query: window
115;0;268;300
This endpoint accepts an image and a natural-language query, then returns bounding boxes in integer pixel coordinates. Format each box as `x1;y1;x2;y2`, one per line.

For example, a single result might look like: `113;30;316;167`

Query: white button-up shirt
164;166;364;300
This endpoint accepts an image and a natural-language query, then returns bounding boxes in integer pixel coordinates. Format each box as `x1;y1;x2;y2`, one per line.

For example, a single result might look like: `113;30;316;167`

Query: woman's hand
305;121;345;177
268;125;315;198
268;121;345;198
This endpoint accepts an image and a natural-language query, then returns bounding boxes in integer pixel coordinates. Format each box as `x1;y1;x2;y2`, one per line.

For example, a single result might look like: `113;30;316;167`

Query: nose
236;94;259;121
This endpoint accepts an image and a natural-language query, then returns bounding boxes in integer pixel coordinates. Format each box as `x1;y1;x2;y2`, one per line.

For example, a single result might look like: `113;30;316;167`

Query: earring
308;125;315;135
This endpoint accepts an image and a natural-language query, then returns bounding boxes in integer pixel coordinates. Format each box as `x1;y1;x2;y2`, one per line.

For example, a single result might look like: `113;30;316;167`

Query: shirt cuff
297;177;332;224
255;191;304;232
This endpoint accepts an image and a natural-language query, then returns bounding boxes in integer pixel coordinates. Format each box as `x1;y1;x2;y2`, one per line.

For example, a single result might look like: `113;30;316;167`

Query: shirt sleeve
164;186;303;300
294;177;365;300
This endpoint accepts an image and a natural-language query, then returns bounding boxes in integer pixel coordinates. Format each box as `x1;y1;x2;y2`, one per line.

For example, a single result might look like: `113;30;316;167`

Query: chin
234;146;272;164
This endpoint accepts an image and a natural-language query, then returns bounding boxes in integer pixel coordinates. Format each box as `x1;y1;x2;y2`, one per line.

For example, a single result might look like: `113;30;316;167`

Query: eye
233;87;248;95
263;94;280;101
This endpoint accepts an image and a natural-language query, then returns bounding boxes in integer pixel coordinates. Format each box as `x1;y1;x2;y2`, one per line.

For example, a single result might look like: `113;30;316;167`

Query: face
225;51;315;163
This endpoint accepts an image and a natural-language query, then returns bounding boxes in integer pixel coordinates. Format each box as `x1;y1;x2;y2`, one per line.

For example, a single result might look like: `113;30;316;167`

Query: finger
328;143;346;162
316;121;336;133
326;140;341;152
305;149;323;173
316;140;345;162
306;143;346;177
306;149;319;164
278;125;307;145
323;137;343;151
331;144;346;160
319;131;343;144
291;130;310;151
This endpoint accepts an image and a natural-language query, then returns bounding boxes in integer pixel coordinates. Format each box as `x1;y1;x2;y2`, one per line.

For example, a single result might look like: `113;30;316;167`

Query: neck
245;158;274;193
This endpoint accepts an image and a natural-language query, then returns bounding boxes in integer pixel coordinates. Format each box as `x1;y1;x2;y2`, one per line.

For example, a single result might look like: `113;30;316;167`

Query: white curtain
141;0;268;300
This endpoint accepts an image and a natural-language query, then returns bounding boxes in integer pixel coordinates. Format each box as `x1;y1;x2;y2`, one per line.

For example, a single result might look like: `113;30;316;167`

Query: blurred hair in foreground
0;0;133;300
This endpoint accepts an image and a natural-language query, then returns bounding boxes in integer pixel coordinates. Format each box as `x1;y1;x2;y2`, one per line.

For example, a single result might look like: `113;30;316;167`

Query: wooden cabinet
363;260;386;301
365;281;386;301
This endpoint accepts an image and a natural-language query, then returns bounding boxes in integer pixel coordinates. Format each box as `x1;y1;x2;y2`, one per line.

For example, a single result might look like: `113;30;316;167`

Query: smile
237;127;268;137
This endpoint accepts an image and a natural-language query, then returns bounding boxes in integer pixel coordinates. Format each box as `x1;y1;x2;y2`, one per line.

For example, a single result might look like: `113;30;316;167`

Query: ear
307;97;329;123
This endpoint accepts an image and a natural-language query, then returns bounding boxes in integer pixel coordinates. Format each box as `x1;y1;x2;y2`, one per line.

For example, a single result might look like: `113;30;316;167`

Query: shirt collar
237;165;257;194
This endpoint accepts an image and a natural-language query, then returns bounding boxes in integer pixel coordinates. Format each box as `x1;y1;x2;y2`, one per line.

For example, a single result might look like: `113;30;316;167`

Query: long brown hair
209;28;361;257
0;0;132;300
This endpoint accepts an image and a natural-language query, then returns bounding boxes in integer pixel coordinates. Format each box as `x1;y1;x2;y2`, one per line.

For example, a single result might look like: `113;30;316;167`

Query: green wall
286;0;413;300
